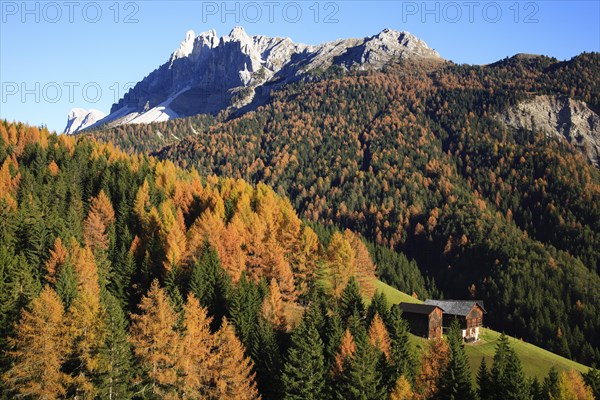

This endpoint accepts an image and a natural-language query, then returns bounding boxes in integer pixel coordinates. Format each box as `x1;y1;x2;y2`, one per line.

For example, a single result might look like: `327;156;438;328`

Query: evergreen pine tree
388;305;415;385
282;314;327;400
542;367;560;400
229;273;262;345
250;317;283;400
477;357;491;400
438;318;475;400
366;290;390;327
490;333;530;400
55;260;78;309
189;241;231;328
339;276;365;322
96;292;134;400
336;335;386;400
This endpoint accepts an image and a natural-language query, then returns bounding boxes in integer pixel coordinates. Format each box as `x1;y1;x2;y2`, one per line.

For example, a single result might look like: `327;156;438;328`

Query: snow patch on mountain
63;108;106;134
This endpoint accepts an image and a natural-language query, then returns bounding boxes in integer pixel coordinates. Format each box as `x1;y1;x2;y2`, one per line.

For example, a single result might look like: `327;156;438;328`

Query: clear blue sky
1;0;598;132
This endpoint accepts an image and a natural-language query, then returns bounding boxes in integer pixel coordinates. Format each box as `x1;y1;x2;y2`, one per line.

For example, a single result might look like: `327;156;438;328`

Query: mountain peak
75;27;444;133
228;26;248;40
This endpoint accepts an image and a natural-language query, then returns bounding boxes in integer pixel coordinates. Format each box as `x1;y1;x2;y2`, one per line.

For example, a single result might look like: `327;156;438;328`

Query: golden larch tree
129;280;180;398
45;236;68;284
368;313;391;359
261;278;287;331
178;293;216;399
89;190;115;227
552;370;594;400
67;243;107;397
327;232;356;297
159;201;187;271
2;286;69;399
344;229;376;296
334;328;357;376
389;375;414;400
212;318;260;400
413;337;450;400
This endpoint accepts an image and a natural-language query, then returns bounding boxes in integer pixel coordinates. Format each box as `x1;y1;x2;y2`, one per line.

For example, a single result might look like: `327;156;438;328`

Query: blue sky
1;1;599;132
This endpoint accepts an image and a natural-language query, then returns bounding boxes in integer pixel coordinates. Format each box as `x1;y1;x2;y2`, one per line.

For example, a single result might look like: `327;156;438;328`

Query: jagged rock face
500;95;600;166
63;108;106;134
76;27;440;132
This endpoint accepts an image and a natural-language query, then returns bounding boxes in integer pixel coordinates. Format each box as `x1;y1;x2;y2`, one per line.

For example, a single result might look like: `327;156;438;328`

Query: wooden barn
423;300;486;341
397;303;443;339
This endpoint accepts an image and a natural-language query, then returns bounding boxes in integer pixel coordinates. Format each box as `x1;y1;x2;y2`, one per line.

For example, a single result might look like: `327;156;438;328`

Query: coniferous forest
1;53;600;399
1;115;598;399
90;53;600;366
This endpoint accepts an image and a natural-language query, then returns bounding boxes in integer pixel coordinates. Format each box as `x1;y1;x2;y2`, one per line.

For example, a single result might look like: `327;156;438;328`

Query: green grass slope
373;279;590;379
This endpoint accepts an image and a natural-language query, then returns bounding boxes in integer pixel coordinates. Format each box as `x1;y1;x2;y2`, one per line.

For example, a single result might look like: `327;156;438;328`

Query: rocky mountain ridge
66;27;441;133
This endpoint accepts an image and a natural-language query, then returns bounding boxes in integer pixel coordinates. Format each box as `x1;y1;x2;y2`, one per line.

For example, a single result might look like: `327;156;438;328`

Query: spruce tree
336;335;386;400
490;333;530;400
542;367;560;400
282;315;327;400
229;273;262;345
189;241;231;328
477;357;491;400
55;260;78;309
438;318;475;400
388;306;415;384
96;292;134;400
366;290;390;327
339;277;365;322
250;318;283;400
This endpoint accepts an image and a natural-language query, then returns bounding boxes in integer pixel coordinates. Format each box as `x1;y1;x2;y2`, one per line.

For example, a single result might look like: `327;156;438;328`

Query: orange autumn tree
293;226;320;295
159;201;187;271
334;328;357;376
414;337;450;400
344;229;376;296
261;278;287;331
212;318;260;400
45;237;68;284
0;156;20;210
368;313;391;359
553;370;595;400
178;293;215;399
66;242;107;397
83;190;115;254
390;375;414;400
2;286;69;399
327;232;356;297
129;280;180;399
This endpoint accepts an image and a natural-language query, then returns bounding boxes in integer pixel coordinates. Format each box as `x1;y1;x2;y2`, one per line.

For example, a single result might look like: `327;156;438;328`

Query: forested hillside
87;53;600;366
1;121;599;399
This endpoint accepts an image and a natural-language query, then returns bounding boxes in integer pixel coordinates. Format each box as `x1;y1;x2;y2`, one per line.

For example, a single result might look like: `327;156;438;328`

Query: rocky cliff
500;95;600;166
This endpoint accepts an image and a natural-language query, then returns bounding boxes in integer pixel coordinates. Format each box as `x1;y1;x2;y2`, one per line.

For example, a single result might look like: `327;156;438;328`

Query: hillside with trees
1;121;599;398
84;53;600;366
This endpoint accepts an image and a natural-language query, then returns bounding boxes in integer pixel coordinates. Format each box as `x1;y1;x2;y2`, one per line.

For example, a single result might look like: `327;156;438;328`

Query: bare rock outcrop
500;95;600;166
